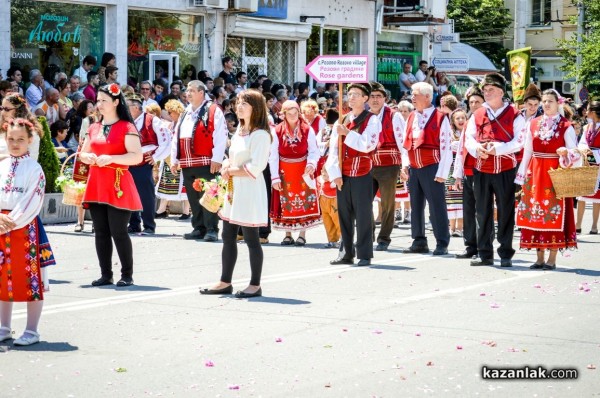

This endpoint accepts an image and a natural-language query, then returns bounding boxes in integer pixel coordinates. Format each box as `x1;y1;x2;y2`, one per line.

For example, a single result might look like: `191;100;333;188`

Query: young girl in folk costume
515;89;581;270
270;100;321;246
0;118;47;346
446;109;467;237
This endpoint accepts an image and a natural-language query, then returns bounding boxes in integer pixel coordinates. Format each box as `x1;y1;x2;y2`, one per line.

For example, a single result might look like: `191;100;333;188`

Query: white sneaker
13;330;40;346
0;326;12;342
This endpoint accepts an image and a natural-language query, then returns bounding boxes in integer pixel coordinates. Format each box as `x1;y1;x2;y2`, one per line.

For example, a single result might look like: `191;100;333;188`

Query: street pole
575;2;584;104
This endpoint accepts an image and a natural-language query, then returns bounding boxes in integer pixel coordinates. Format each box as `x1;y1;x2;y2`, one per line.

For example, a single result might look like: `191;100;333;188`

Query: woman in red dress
270;100;321;246
576;101;600;234
515;89;581;270
79;84;143;287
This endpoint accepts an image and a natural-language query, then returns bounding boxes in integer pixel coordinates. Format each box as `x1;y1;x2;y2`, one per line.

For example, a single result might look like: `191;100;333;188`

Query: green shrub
37;116;61;193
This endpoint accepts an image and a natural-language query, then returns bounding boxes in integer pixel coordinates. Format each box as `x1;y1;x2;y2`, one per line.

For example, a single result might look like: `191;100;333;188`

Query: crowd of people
0;53;599;346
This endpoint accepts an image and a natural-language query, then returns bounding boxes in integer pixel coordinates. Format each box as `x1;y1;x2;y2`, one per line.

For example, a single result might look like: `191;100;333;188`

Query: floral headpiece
6;93;26;108
107;83;121;97
548;89;565;104
3;117;34;131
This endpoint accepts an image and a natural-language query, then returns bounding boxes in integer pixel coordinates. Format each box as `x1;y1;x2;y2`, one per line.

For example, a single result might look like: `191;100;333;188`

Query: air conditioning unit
190;0;227;8
562;82;576;94
230;0;258;12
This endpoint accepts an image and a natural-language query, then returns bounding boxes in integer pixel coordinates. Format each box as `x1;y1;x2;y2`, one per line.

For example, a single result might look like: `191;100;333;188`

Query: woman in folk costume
200;89;272;298
576;100;600;234
302;99;327;164
515;89;581;270
446;108;467;237
79;84;143;287
72;99;96;232
0;118;47;346
154;99;191;220
270;100;321;246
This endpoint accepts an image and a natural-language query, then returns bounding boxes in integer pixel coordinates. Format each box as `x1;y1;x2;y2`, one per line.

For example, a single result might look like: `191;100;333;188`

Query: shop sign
305;55;369;83
28;14;81;44
11;50;36;60
177;43;202;55
431;57;469;72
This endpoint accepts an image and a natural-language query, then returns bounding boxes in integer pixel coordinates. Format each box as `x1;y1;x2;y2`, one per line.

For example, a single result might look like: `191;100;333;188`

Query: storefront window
10;0;105;83
307;26;361;64
128;11;204;87
226;38;296;84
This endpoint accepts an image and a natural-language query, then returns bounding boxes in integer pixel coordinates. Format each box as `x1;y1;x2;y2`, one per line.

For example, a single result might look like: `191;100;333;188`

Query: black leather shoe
375;242;389;251
432;247;448;256
184;230;204;240
500;259;513;267
199;285;233;295
356;259;371;266
178;213;191;220
91;277;114;286
204;231;218;242
234;288;262;298
155;211;168;219
455;250;477;259
402;246;429;254
529;263;545;269
470;258;494;266
330;256;354;265
116;278;134;287
542;263;556;270
127;226;142;234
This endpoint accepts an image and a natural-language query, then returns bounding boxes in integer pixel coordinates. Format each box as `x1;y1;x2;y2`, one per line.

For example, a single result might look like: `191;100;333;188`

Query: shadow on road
49;279;72;285
2;341;78;352
369;265;415;271
247;297;311;305
78;284;171;291
560;268;600;277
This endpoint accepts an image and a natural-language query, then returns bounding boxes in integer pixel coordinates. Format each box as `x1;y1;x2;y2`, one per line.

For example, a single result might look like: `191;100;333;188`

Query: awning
432;42;497;73
227;15;312;41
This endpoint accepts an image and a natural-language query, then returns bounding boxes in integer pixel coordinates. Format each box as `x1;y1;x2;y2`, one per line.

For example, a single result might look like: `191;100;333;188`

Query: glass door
149;51;180;87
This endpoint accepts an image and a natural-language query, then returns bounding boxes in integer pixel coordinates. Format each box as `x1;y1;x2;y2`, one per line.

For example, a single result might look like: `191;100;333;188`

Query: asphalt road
1;206;599;397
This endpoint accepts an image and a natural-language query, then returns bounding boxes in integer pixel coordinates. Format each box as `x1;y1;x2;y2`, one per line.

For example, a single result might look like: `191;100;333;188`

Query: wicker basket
548;156;599;199
60;153;86;206
199;183;224;213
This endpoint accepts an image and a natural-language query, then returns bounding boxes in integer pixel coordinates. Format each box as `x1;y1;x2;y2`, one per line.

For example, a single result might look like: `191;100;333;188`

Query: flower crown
6;93;26;107
108;83;121;97
3;117;34;131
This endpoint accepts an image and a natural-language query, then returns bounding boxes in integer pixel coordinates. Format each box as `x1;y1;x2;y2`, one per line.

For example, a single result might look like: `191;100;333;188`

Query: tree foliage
37;117;61;194
447;0;513;68
558;0;600;87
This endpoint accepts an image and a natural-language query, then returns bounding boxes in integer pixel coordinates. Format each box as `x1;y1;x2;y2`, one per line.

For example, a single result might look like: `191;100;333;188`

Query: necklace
101;120;117;138
536;115;559;143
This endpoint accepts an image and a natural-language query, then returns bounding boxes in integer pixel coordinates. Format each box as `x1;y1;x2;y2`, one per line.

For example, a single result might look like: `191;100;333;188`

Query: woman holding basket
576;101;600;234
200;89;272;298
515;89;581;270
79;84;143;287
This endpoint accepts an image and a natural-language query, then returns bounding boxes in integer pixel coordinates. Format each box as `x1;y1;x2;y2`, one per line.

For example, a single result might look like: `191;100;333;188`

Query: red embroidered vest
341;111;375;177
134;113;158;166
473;105;518;173
275;121;311;160
373;107;401;167
177;103;218;160
403;109;445;169
310;115;323;136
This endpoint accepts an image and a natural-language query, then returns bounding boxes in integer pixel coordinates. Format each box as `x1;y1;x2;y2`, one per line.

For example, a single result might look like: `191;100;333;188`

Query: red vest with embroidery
473;105;518;173
341;112;375;177
373;107;401;167
310;115;323;136
178;103;218;160
403;109;445;169
275;121;310;160
135;113;158;166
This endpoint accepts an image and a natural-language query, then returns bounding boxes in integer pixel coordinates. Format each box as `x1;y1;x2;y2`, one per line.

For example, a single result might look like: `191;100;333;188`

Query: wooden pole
337;81;344;188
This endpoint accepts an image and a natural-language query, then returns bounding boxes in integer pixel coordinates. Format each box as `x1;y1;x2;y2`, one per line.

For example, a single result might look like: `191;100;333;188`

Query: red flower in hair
108;83;121;96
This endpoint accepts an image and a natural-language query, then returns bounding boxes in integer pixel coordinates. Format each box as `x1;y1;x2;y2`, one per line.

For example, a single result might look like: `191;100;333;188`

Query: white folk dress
218;129;271;227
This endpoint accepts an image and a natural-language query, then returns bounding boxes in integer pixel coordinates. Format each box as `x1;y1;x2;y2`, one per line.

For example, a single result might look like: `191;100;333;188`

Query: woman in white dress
200;89;272;298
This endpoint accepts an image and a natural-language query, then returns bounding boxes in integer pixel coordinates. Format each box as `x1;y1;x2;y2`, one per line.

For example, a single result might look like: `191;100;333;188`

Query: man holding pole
325;83;381;266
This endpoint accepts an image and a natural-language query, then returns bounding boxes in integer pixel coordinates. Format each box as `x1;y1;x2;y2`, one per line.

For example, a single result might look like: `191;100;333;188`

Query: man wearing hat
521;83;543;122
464;72;526;267
126;93;172;234
326;83;381;266
400;82;453;255
368;81;405;251
452;85;484;259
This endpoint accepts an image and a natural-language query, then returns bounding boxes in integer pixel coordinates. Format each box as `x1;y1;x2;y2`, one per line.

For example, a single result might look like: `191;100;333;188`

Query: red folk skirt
83;164;142;211
0;218;44;302
270;159;321;231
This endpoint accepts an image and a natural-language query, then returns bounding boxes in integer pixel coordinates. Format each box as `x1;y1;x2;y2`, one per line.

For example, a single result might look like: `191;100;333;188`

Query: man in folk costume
465;72;526;267
170;80;228;242
453;85;484;259
400;82;453;255
326;83;381;266
520;83;544;123
368;81;404;251
126;94;171;235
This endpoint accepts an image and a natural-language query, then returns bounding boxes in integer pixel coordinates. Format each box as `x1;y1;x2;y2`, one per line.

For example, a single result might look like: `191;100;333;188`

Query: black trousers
372;165;400;245
129;163;156;231
407;164;450;249
462;174;477;254
337;173;373;260
221;220;263;286
89;204;133;279
182;165;219;234
473;168;516;260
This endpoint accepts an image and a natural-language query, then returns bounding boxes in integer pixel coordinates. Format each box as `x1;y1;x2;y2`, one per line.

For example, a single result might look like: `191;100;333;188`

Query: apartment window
531;0;552;26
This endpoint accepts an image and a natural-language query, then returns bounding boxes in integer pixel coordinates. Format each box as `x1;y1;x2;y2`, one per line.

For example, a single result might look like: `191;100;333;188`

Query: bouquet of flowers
193;176;228;213
55;173;86;206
